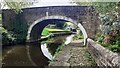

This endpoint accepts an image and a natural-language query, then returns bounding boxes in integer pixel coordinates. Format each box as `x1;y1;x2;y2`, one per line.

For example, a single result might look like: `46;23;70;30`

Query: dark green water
2;35;74;67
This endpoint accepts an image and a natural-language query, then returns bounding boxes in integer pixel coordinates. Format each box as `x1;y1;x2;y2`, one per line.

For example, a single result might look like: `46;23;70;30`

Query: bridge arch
27;15;88;45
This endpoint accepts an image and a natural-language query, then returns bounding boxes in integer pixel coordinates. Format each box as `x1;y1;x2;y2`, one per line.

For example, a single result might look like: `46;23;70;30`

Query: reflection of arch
27;15;88;45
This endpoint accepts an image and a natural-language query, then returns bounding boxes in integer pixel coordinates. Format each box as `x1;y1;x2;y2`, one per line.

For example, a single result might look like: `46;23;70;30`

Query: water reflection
41;43;53;60
27;43;49;66
41;34;74;60
64;35;74;45
2;34;74;67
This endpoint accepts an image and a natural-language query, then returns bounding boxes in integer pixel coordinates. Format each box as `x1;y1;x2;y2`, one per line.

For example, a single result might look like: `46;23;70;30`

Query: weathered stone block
87;38;120;67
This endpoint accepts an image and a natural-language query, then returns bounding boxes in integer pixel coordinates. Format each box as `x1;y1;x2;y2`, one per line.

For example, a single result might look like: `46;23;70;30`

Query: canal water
2;34;74;67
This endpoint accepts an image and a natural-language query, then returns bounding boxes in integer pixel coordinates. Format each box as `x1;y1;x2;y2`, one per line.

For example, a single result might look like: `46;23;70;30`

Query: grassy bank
48;45;65;66
42;28;70;36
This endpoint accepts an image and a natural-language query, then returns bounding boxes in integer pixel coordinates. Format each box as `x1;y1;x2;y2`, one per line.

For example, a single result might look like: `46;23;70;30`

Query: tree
71;0;120;44
2;0;38;13
71;0;119;14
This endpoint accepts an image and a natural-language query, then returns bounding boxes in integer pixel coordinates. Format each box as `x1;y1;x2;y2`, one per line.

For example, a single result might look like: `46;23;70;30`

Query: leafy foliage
0;26;16;45
71;1;120;52
99;13;120;35
1;13;28;45
96;31;120;52
71;0;117;14
111;44;120;52
96;34;104;43
10;14;28;43
3;0;38;13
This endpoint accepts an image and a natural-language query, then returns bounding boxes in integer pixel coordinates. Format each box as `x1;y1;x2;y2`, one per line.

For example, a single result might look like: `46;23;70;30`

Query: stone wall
2;6;101;41
87;38;120;67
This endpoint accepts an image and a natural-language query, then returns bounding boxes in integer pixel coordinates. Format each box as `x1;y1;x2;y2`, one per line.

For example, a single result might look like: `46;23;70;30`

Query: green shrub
96;32;120;52
100;43;110;47
73;34;84;40
97;34;104;43
101;44;120;52
0;26;17;45
111;44;120;52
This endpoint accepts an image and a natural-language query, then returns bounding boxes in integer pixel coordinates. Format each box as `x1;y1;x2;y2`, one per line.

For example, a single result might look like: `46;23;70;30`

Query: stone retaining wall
87;38;120;67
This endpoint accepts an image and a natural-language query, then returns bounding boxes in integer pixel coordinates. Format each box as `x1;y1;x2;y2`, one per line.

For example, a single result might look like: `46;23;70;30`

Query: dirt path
49;40;97;67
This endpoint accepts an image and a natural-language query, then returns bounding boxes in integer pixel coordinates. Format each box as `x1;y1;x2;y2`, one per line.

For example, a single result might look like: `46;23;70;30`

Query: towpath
49;40;97;67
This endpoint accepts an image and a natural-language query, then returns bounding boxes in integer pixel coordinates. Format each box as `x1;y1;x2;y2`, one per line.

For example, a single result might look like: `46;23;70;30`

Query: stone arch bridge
2;6;100;45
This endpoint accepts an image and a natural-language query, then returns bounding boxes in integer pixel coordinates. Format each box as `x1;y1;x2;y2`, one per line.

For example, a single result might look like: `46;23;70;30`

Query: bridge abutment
2;6;100;44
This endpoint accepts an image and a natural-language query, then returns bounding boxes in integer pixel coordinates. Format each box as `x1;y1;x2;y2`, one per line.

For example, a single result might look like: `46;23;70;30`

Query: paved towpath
49;40;97;67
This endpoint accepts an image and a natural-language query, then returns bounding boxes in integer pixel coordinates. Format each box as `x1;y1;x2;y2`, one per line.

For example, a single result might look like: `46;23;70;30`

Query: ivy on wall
11;13;28;43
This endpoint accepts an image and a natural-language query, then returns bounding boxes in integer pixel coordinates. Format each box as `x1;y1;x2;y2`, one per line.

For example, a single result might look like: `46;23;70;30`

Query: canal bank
27;32;75;43
49;40;97;67
2;34;96;67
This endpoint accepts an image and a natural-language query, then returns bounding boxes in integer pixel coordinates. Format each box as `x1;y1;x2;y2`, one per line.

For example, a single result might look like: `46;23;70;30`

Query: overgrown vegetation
73;30;84;42
2;0;38;13
72;1;120;52
1;13;28;45
96;31;120;52
0;27;16;45
1;14;15;45
73;35;84;40
48;44;65;66
95;9;120;52
71;1;119;14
